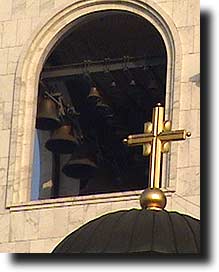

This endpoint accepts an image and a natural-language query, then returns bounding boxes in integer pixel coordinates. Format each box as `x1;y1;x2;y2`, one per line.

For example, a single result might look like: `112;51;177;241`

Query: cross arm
123;133;154;146
159;130;191;142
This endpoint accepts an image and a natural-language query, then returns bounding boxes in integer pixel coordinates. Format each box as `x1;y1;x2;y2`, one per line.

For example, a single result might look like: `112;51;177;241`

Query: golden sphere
140;188;167;210
186;131;191;137
123;139;128;144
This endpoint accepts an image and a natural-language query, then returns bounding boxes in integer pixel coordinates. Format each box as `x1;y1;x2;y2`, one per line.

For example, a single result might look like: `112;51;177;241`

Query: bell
87;87;113;120
45;123;79;154
36;97;60;130
87;87;102;99
87;86;102;105
62;143;98;180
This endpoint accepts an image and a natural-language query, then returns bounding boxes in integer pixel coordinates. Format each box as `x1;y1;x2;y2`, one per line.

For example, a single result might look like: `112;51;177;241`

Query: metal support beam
41;56;165;79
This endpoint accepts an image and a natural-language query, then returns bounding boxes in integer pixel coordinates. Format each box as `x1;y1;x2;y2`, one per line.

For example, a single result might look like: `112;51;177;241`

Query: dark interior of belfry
35;10;167;199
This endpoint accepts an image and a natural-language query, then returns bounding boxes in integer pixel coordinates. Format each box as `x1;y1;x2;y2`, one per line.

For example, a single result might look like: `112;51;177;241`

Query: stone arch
6;0;182;206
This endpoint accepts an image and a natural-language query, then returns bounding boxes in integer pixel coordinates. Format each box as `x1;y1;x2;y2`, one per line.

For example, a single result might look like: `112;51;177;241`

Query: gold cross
123;103;191;189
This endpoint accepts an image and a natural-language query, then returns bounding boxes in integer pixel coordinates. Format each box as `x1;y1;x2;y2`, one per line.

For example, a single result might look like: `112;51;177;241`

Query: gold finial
140;188;166;210
123;103;191;211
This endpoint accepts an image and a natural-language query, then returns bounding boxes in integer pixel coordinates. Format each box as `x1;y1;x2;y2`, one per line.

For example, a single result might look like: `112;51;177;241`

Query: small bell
87;87;113;120
129;79;136;86
87;87;102;103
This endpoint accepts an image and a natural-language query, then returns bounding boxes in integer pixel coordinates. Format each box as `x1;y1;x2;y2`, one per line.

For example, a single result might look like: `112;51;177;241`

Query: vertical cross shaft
149;104;164;188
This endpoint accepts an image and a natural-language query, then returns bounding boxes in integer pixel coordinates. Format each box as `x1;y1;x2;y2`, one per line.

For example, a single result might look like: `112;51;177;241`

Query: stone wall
0;0;200;253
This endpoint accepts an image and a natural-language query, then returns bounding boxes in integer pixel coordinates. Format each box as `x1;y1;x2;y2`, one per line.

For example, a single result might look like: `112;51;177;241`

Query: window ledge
8;189;175;212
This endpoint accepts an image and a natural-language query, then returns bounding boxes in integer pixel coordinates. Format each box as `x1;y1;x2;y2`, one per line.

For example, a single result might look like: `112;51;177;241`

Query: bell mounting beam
40;56;165;79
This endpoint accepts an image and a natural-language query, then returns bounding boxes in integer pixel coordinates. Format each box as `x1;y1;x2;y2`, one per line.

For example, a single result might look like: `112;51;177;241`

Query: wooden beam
41;56;165;79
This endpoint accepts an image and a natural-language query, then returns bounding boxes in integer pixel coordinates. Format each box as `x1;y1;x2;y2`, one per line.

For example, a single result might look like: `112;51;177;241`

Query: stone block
0;48;8;75
7;46;22;75
190;109;200;138
179;82;192;110
159;1;173;18
10;211;25;241
0;0;12;21
191;82;200;109
0;25;3;48
26;0;40;17
176;166;200;196
0;102;4;130
177;140;189;168
170;195;187;214
173;0;189;27
31;17;42;32
39;207;68;239
68;205;85;226
0;186;7;212
172;195;200;219
0;157;8;186
96;202;112;217
0;213;10;243
83;204;97;223
40;0;55;16
12;0;26;19
179;109;199;138
30;237;61;253
0;242;15;253
178;26;194;55
179;109;191;129
2;102;13;130
0;130;10;157
0;74;14;102
16;19;32;46
187;0;200;26
112;200;127;212
23;210;39;240
15;241;30;253
181;53;200;82
193;25;200;53
2;21;17;48
126;199;139;209
189;138;200;167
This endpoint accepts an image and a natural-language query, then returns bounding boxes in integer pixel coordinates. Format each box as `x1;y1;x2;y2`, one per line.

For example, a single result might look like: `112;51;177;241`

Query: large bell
62;143;98;180
45;123;79;154
36;97;60;130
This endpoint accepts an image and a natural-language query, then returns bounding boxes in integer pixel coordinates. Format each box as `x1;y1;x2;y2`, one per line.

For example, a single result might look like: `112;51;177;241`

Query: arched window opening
32;10;167;199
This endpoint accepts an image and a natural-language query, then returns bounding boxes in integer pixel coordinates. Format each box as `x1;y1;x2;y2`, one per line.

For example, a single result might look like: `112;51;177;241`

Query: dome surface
53;209;200;254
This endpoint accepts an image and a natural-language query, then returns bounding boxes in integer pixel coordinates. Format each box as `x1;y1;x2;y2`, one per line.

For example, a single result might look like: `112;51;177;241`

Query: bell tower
0;0;200;253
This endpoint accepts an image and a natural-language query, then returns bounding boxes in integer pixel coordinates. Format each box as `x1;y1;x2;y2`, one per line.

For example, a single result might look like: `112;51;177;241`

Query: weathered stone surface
0;48;8;75
0;130;10;157
0;213;10;243
0;0;12;21
39;207;68;239
2;21;17;48
16;19;32;46
178;26;194;55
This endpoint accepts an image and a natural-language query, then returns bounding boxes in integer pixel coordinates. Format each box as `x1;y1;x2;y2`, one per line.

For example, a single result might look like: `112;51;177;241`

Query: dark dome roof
53;209;200;254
